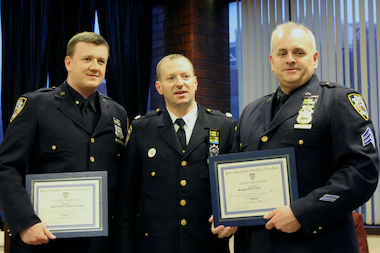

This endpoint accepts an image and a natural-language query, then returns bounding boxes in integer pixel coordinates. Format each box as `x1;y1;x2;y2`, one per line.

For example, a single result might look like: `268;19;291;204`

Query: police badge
348;93;369;121
294;94;319;129
10;97;27;123
113;117;124;145
209;129;220;156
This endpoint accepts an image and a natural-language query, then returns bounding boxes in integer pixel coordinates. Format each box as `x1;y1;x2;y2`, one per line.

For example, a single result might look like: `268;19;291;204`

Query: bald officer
213;22;378;253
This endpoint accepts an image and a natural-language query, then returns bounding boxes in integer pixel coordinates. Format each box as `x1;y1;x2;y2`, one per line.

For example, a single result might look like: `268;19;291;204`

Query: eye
98;59;106;65
83;57;91;61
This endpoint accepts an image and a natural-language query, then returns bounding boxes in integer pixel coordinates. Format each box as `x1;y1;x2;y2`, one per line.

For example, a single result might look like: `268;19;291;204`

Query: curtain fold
97;0;152;119
1;0;50;130
46;0;96;87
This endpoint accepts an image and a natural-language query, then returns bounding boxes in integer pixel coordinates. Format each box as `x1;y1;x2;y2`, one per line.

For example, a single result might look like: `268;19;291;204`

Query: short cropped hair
156;54;195;81
270;22;316;53
66;32;110;57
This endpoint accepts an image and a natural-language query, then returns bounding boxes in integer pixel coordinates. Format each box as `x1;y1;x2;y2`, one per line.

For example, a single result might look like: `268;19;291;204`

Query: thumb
43;226;56;240
209;215;214;223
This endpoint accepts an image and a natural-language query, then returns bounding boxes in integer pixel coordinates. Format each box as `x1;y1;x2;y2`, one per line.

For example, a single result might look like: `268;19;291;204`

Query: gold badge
294;94;319;129
10;97;27;123
348;93;369;121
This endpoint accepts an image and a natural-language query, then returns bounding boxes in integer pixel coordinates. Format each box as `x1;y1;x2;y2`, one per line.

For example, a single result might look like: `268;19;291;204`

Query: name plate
26;171;108;238
209;148;298;227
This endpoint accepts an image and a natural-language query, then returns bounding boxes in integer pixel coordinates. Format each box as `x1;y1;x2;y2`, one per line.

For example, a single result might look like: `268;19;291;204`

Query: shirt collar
167;103;198;129
66;83;98;112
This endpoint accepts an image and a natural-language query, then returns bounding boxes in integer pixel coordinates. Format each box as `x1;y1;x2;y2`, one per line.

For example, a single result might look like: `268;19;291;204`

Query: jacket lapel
55;83;91;134
93;94;112;136
158;109;184;155
266;75;320;133
185;106;209;157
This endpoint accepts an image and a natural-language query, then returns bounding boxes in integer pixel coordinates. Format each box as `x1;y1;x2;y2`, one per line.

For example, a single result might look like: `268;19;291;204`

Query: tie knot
175;118;185;128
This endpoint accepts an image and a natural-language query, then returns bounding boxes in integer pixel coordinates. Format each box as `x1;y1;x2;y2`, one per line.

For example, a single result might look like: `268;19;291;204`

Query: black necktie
81;100;95;131
175;118;186;152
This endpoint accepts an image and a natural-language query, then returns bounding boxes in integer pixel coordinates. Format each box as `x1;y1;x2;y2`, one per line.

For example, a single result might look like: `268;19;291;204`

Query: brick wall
149;0;231;113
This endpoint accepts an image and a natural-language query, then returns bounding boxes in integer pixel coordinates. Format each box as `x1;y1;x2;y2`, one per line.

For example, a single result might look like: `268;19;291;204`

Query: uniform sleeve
0;96;41;235
117;121;141;253
291;90;379;233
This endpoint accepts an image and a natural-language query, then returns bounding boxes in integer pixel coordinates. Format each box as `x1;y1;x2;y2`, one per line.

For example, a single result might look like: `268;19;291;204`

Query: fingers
20;223;55;245
43;226;56;240
212;225;238;238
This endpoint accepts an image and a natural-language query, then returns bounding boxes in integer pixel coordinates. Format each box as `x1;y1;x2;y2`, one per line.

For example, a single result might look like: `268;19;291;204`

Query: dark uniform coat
0;82;128;253
120;105;236;253
234;75;379;253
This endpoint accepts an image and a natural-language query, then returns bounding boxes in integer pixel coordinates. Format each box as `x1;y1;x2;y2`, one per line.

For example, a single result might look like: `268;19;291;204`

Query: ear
64;56;72;72
193;76;198;91
155;81;163;95
269;54;274;72
312;51;319;70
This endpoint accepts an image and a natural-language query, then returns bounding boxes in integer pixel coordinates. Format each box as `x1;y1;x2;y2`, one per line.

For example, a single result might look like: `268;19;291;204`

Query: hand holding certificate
26;171;108;238
209;148;298;227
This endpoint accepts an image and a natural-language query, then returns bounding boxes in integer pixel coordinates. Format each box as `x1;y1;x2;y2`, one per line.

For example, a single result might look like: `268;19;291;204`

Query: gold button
313;230;317;234
207;108;211;112
261;136;268;142
180;180;187;186
60;91;65;96
9;233;12;237
7;229;10;233
180;219;187;226
144;232;149;237
180;199;187;206
206;159;209;165
91;138;95;143
318;226;323;230
298;139;304;145
75;101;80;105
151;171;156;177
117;153;121;157
90;156;95;163
51;145;57;151
156;108;160;112
235;126;237;131
181;160;187;167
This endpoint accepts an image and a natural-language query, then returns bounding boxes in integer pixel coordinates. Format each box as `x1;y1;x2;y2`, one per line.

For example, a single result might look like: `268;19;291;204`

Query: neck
167;101;196;118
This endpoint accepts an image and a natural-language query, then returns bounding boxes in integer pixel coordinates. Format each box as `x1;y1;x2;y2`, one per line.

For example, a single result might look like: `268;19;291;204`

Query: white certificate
209;148;298;227
26;171;108;238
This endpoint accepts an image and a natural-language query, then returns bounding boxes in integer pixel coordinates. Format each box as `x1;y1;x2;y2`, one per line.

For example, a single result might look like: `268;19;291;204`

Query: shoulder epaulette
35;87;55;92
134;108;162;121
205;108;229;118
320;81;340;88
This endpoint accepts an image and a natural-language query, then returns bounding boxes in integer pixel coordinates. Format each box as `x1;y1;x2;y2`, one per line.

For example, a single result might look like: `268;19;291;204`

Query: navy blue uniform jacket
120;105;236;253
234;75;379;253
0;82;128;253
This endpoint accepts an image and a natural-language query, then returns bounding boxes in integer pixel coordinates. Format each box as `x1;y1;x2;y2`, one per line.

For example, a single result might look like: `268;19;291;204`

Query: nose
286;53;295;64
176;77;184;87
89;60;100;71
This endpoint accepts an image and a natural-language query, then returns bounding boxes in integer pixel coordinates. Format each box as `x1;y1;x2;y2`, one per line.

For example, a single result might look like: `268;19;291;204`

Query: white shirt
167;103;198;145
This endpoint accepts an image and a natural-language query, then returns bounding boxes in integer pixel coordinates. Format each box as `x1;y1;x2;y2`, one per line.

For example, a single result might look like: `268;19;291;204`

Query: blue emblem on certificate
208;148;298;227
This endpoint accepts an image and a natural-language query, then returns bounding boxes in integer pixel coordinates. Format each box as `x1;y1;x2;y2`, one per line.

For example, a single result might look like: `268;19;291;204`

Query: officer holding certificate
213;22;379;252
0;32;128;253
120;54;236;253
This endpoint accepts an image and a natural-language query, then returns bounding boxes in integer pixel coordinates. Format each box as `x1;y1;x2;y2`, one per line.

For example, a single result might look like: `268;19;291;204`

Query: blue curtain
97;0;152;118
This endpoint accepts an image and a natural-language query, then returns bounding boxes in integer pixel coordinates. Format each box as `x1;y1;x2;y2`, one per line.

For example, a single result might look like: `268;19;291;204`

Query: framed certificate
209;148;298;227
26;171;108;238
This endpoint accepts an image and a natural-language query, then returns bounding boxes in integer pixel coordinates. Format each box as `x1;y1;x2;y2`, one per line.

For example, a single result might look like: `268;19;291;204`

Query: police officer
0;32;128;253
119;54;236;253
213;22;379;252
